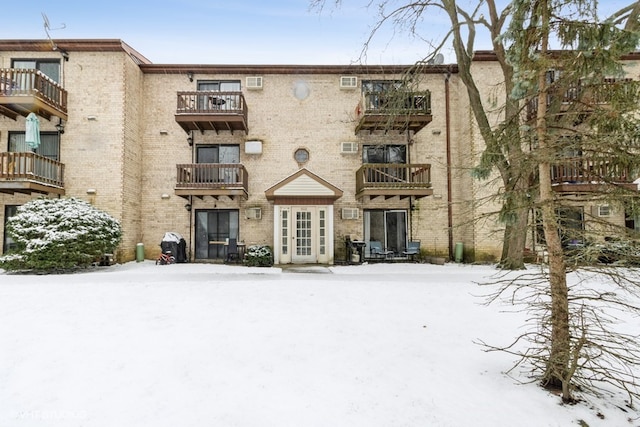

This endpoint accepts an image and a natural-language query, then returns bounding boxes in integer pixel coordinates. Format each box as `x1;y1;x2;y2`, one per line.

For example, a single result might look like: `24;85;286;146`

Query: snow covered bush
0;197;122;272
245;244;273;267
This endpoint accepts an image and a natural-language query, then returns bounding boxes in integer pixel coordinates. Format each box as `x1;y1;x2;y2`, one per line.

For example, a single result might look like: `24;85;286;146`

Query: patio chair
226;238;241;263
369;241;393;259
402;241;421;261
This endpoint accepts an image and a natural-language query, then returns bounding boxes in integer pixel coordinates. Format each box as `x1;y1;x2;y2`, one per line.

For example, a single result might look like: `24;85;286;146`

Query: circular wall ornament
293;80;310;100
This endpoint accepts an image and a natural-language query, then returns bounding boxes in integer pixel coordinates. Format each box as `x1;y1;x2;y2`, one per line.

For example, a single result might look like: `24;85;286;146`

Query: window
197;80;241;91
12;59;60;83
294;148;309;164
195;145;240;183
9;132;60;161
3;205;18;254
196;80;241;110
362;145;406;164
361;80;404;109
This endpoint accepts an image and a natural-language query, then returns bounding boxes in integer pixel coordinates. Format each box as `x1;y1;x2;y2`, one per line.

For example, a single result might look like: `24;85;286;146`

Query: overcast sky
1;0;634;65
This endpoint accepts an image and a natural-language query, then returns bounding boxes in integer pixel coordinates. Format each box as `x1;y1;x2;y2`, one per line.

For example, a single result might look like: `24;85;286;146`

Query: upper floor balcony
355;90;432;134
551;157;638;192
175;163;248;200
0;151;65;195
355;163;432;200
0;68;68;121
526;78;640;121
174;91;248;134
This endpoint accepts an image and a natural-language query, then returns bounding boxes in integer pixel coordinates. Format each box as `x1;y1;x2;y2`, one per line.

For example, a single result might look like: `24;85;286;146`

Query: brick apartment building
0;39;638;264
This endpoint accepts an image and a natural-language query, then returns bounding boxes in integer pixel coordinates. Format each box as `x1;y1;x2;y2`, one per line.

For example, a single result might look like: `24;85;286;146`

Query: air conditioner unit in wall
342;208;359;220
340;76;357;89
341;142;358;153
246;76;263;90
245;207;262;220
594;205;611;217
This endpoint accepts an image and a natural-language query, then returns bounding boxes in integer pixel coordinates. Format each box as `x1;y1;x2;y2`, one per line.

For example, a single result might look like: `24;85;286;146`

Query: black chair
226;238;240;263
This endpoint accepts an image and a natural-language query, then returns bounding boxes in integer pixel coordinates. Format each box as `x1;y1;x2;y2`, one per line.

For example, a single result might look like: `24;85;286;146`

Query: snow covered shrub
0;197;122;272
245;244;273;267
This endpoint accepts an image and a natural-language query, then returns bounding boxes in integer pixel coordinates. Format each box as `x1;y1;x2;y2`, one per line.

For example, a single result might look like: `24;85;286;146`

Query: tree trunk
500;205;528;269
535;4;572;399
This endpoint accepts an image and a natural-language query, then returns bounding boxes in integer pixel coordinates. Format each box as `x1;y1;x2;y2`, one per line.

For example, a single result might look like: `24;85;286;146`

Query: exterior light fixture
187;136;193;146
55;118;65;134
187;71;194;82
86;188;97;195
184;203;192;211
161;193;170;199
160;130;169;135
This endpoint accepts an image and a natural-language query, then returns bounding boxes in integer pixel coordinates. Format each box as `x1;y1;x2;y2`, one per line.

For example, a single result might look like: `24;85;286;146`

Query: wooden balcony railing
550;157;637;192
175;91;248;133
175;163;248;198
527;79;640;120
356;163;432;199
0;152;65;194
355;90;432;134
0;68;68;120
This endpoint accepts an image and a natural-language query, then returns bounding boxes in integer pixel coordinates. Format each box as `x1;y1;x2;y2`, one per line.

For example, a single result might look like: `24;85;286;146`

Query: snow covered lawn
1;261;637;427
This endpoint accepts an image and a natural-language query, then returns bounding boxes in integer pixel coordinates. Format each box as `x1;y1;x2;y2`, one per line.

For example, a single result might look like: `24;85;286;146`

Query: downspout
407;130;413;242
188;131;194;262
445;70;454;260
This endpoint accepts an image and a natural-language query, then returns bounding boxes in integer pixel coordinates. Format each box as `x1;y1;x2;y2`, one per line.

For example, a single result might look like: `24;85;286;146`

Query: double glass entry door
195;210;239;260
363;210;407;257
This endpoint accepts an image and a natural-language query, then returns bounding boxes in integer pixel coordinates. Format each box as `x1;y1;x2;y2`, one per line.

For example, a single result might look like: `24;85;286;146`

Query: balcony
0;152;65;195
175;163;248;199
551;157;638;192
526;79;640;121
175;91;248;134
355;90;432;134
0;69;68;121
356;163;432;200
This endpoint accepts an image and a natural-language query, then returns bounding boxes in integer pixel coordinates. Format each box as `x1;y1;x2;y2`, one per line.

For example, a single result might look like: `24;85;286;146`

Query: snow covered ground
0;261;637;427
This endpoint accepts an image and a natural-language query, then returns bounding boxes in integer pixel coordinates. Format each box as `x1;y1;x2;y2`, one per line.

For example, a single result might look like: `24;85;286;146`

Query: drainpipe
188;131;194;262
407;130;413;242
445;70;454;260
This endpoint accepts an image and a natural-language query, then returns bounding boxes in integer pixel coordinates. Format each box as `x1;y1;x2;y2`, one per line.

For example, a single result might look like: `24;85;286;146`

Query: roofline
0;39;152;64
472;50;640;61
139;63;458;75
0;39;458;74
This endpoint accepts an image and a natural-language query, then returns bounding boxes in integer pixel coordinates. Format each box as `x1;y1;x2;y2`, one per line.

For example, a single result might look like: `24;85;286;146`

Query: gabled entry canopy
265;168;343;203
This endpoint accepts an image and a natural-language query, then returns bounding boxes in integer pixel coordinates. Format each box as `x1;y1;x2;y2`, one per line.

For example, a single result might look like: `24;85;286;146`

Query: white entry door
275;205;332;264
292;207;315;263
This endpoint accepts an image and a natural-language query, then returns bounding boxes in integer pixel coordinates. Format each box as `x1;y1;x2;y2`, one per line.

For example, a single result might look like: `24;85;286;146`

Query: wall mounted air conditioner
594;205;611;217
341;142;358;153
246;207;262;220
340;76;357;89
342;208;359;220
245;140;263;154
246;76;263;90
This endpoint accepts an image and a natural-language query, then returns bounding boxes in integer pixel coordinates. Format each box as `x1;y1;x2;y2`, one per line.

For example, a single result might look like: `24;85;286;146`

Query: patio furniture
226;238;241;263
369;241;393;259
402;241;421;261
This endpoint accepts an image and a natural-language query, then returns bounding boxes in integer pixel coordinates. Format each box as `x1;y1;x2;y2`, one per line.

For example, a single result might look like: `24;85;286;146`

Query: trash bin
454;242;464;263
136;242;145;262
